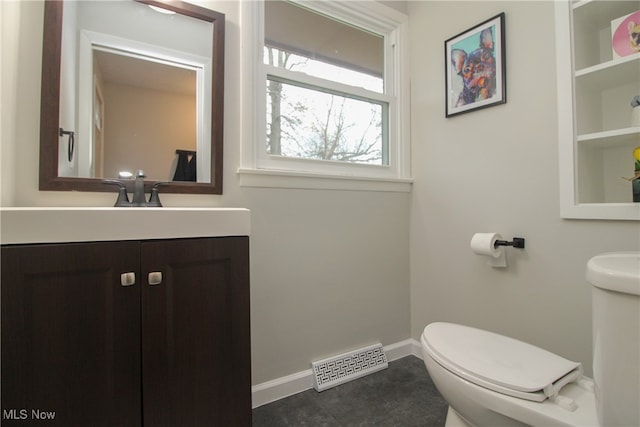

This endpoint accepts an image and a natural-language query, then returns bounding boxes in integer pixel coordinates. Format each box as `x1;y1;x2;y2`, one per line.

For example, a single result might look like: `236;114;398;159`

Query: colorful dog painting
450;27;496;107
445;13;505;117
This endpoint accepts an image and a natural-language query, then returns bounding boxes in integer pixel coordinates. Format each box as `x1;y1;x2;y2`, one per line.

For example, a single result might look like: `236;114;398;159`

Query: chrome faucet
102;170;164;207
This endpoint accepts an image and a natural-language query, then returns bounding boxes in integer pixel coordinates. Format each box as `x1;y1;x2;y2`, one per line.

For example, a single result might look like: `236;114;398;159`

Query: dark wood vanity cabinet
1;237;251;427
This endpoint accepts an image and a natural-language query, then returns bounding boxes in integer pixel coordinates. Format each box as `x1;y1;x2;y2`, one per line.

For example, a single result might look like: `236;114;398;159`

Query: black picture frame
445;13;506;118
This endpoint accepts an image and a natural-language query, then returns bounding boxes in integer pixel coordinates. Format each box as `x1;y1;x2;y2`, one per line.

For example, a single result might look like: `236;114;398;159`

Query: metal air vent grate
311;343;388;392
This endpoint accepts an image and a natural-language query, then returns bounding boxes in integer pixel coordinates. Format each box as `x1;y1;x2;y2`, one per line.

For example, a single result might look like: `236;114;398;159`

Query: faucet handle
147;182;168;207
102;180;131;207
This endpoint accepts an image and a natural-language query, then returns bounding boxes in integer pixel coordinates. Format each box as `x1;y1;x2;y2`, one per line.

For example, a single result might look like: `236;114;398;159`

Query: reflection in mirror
40;0;225;194
80;46;202;182
92;50;198;181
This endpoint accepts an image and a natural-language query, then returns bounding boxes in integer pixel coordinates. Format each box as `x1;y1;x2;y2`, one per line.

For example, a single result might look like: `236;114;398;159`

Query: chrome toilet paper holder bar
494;237;525;249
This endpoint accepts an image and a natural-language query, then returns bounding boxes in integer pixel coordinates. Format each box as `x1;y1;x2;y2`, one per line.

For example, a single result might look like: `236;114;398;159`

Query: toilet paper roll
470;233;503;258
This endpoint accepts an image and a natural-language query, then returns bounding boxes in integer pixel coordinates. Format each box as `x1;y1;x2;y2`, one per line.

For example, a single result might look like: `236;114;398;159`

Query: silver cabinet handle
121;272;136;286
148;272;162;286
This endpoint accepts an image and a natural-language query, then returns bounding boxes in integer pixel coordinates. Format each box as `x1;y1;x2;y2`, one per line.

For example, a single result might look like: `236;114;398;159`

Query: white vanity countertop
0;207;250;244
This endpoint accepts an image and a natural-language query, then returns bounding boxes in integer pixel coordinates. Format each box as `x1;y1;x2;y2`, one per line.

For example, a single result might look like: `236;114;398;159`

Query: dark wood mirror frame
39;0;225;195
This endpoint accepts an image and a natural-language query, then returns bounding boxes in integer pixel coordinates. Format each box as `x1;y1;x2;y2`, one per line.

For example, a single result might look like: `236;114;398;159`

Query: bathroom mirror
39;0;225;194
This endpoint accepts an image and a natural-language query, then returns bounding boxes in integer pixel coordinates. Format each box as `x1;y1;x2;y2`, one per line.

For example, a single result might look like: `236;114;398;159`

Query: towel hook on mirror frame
59;127;75;162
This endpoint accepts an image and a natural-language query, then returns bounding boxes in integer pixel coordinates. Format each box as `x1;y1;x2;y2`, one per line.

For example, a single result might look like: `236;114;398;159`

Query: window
239;0;410;191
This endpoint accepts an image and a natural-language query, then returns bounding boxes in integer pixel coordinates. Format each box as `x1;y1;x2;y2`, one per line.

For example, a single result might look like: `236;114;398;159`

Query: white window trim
238;0;411;192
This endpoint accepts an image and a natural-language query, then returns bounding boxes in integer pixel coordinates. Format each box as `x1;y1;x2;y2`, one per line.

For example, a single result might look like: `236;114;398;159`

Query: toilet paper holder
494;237;525;249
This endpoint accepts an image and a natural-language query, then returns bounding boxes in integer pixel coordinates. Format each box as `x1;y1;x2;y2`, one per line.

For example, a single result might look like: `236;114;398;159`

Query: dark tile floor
252;355;448;426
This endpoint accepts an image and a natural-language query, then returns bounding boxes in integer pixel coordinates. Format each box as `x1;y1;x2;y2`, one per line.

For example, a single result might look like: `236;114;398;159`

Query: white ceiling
94;49;196;96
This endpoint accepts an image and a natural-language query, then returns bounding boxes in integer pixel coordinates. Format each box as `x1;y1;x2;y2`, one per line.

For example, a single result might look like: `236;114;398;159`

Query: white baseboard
251;369;314;409
251;338;422;408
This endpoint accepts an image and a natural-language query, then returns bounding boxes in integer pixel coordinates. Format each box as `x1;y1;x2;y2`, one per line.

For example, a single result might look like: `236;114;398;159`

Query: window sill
237;168;412;192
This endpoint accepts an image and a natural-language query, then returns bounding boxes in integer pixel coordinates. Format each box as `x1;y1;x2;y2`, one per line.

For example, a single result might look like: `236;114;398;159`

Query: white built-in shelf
555;0;640;220
577;127;640;148
572;0;639;27
575;54;640;89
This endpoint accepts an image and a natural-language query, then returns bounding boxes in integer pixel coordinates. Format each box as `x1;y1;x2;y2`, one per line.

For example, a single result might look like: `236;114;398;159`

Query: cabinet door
141;237;251;427
1;242;142;427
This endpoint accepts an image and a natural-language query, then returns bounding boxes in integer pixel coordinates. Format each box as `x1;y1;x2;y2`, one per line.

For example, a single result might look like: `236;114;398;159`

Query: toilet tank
587;252;640;427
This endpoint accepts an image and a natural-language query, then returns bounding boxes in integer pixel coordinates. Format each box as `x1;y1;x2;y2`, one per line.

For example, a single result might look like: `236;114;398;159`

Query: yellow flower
634;146;640;161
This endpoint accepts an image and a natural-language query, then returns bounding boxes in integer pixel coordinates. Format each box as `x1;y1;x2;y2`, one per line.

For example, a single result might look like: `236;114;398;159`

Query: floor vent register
311;343;388;392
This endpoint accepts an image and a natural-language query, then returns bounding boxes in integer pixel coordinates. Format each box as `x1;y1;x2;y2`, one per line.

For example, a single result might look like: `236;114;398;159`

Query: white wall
408;1;639;377
246;188;410;382
0;0;411;385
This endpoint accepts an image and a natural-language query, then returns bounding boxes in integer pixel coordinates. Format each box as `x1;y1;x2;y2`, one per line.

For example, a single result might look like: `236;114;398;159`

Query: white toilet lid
422;322;582;402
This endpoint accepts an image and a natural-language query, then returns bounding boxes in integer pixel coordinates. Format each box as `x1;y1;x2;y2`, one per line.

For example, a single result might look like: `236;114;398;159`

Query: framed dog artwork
445;13;506;117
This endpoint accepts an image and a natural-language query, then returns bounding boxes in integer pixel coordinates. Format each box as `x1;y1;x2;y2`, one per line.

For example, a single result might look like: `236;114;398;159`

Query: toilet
421;252;640;427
